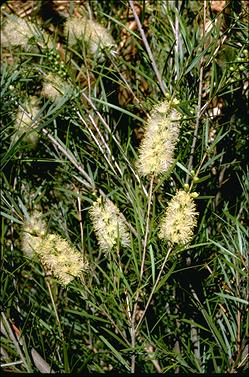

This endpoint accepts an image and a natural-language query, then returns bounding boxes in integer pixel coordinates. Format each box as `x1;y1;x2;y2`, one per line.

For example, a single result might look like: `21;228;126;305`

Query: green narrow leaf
209;240;239;260
176;161;191;175
0;211;23;224
63;345;70;373
99;335;130;371
201;308;227;353
100;327;128;348
92;98;145;122
215;293;248;306
185;48;207;75
149;245;155;284
156;261;176;292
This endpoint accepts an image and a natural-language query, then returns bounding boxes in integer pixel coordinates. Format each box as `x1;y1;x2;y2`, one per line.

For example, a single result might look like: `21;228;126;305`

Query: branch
186;0;207;184
129;0;167;96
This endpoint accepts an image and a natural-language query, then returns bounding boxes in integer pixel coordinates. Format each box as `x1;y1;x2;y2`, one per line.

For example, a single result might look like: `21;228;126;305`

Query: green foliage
1;0;248;373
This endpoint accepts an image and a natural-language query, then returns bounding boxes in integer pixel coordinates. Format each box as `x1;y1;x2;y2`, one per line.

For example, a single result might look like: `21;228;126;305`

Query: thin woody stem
1;312;30;372
139;175;154;282
136;246;172;332
42;128;94;190
130;175;154;373
186;0;207;184
45;279;63;337
80;92;148;196
129;0;166;96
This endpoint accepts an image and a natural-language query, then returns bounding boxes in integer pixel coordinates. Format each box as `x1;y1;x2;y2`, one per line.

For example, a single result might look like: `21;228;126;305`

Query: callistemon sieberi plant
22;211;88;285
89;197;131;252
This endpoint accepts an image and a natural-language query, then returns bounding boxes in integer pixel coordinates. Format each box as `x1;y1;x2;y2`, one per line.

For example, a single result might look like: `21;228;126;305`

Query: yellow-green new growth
64;15;116;55
159;190;198;245
90;197;130;252
137;100;181;177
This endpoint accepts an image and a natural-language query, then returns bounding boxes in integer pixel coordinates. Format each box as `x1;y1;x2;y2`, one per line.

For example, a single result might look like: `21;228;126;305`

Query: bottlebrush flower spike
1;15;39;50
13;97;41;147
64;15;116;56
90;197;130;252
41;73;72;101
137;99;181;177
36;234;89;285
22;212;88;285
159;190;198;245
22;211;47;257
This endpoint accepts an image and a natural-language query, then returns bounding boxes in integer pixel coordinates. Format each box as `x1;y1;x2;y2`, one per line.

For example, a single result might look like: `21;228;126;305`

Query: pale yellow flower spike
41;73;72;102
22;212;88;285
64;15;116;56
22;211;47;257
90;198;130;252
13;97;40;147
36;234;88;286
159;190;198;245
137;100;181;177
1;16;38;50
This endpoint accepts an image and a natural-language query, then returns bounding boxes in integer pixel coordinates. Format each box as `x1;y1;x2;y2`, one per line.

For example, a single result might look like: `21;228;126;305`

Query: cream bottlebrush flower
41;73;72;101
1;16;38;49
22;211;47;257
36;234;88;285
22;212;87;284
13;97;40;147
137;100;181;177
90;197;131;252
64;15;116;55
159;190;198;245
